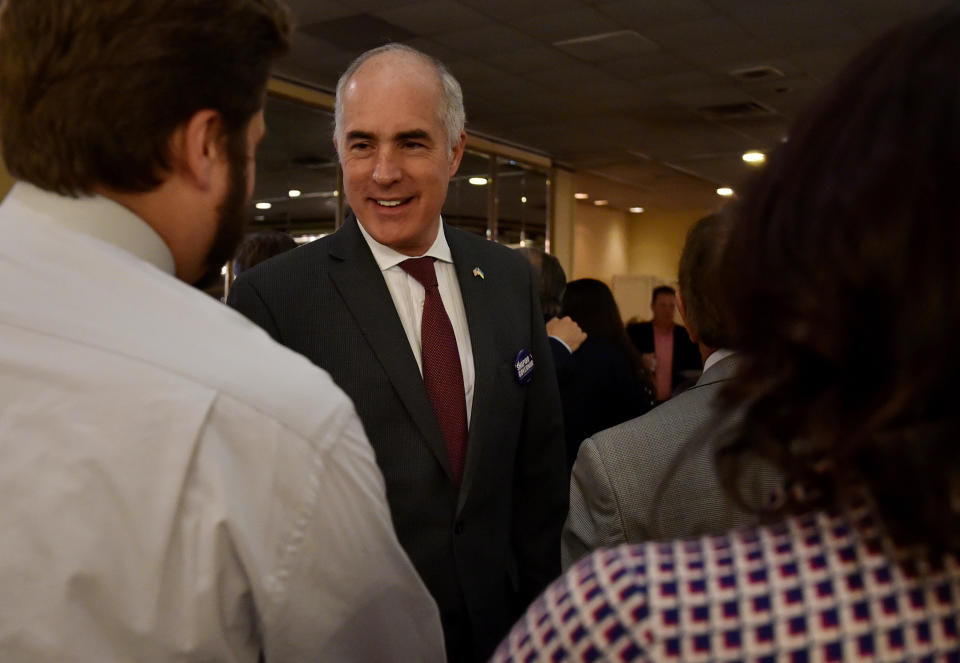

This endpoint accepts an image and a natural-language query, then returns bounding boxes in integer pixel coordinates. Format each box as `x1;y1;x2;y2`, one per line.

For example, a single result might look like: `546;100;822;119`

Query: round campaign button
514;349;535;385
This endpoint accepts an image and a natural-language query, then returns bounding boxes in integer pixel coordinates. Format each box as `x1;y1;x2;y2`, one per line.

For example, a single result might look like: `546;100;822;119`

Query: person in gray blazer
228;44;567;662
562;213;779;569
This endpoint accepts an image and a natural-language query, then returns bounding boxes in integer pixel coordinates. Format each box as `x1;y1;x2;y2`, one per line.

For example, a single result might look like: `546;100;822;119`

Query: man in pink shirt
627;286;701;402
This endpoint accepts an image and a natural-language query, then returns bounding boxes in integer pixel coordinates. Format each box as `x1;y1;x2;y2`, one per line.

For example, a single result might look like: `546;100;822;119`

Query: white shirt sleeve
201;393;446;663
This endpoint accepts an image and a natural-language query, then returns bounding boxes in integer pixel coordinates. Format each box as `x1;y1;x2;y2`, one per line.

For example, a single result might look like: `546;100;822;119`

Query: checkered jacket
494;508;960;662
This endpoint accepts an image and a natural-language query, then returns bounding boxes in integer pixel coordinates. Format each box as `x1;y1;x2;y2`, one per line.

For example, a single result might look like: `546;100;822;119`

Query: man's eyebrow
345;130;374;142
395;129;430;141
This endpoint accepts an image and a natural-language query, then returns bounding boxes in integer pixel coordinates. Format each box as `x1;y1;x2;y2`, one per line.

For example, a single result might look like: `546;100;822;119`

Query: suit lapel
446;225;496;511
326;215;454;481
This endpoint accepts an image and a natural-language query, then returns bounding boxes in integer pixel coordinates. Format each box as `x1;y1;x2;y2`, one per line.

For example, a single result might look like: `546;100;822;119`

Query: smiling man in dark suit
228;43;567;663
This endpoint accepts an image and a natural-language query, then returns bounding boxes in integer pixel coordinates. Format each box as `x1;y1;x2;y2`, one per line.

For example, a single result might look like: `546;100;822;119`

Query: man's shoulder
166;290;356;438
588;376;727;457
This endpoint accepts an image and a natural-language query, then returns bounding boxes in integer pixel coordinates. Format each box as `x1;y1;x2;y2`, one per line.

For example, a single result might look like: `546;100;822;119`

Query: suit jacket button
454;521;465;535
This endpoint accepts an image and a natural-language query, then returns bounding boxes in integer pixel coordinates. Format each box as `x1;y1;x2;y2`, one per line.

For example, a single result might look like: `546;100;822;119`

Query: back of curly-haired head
716;5;960;557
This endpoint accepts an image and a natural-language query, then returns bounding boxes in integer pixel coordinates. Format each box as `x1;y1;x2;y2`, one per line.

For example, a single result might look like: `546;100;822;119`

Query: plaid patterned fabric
493;509;960;662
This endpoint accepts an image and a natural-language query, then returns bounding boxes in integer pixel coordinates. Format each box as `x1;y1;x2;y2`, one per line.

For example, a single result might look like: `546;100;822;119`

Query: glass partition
495;160;549;250
443;150;492;239
248;96;339;241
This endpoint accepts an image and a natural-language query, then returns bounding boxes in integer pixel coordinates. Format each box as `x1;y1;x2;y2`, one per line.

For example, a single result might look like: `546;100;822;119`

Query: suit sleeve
226;273;283;343
512;263;568;607
561;437;628;571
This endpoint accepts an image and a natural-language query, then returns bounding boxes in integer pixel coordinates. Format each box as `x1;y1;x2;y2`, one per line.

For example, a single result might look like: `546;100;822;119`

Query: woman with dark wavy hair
494;6;960;661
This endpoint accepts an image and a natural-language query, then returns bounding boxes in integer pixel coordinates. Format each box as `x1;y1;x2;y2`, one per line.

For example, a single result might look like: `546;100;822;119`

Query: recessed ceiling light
468;177;488;186
594;199;608;206
742;151;765;164
255;202;272;210
288;189;302;198
629;206;645;213
717;187;734;197
574;192;589;200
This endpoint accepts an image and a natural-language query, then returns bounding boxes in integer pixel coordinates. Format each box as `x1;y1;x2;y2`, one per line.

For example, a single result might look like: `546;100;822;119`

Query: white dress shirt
0;183;445;663
357;218;476;424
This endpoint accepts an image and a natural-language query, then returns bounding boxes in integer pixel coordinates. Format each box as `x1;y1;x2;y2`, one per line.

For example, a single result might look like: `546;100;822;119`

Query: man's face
652;292;677;327
194;110;265;288
336;53;466;256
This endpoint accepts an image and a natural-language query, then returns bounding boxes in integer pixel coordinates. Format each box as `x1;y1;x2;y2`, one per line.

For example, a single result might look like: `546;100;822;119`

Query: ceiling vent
300;14;414;51
697;101;777;120
728;65;785;82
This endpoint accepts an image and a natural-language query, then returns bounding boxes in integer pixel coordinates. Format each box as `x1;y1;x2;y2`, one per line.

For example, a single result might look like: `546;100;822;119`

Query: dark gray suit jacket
561;353;780;570
228;216;567;662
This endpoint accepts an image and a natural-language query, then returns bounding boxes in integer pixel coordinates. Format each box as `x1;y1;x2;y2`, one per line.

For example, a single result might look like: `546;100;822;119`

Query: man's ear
169;109;224;191
677;290;699;343
448;130;467;177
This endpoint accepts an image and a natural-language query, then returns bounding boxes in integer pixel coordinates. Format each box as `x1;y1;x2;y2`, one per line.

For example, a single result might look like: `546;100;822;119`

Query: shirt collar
7;182;175;275
356;215;453;272
703;347;735;373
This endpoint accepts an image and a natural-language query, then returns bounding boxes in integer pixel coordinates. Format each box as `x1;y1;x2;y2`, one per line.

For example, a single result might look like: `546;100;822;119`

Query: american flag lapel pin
472;266;485;279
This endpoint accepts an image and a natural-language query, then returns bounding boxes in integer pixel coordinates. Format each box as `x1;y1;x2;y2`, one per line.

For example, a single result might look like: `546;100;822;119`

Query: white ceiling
269;0;948;213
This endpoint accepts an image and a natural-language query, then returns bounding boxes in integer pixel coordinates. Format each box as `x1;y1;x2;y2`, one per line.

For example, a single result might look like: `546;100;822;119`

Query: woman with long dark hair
558;278;654;469
494;6;960;660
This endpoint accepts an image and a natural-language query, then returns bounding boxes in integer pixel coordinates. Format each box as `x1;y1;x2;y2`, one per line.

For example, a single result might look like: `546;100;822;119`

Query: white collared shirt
357;217;476;424
702;347;735;374
0;183;445;662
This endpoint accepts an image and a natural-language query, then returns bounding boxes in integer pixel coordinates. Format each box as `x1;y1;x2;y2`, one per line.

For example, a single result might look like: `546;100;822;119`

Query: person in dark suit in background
559;278;655;471
627;285;702;401
228;43;567;663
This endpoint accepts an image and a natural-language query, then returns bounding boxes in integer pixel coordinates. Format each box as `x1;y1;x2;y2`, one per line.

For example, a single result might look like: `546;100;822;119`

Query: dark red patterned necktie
400;257;468;485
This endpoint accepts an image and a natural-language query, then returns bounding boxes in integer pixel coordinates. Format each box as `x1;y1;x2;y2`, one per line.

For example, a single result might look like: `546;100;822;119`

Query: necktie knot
400;257;439;289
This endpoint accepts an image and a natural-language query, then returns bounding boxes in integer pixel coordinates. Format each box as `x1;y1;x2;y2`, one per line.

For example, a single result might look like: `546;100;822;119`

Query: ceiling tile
512;8;621;43
597;0;716;28
642;16;756;51
599;53;691;83
300;13;416;51
457;0;583;21
399;37;466;62
372;2;491;36
446;58;504;84
273;33;356;89
326;0;432;10
433;25;542;56
554;31;660;63
282;0;356;24
481;47;581;75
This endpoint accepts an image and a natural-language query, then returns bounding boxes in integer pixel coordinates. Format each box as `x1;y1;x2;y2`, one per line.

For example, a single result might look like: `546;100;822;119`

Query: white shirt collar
703;347;736;373
356;215;453;272
7;182;175;275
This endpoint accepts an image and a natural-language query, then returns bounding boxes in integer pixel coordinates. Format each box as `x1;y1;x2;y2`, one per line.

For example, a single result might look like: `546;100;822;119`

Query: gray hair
333;43;465;156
